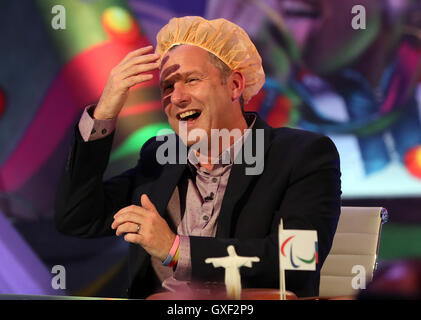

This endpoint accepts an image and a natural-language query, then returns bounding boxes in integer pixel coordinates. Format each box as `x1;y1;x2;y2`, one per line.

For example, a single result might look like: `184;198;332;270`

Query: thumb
141;194;158;213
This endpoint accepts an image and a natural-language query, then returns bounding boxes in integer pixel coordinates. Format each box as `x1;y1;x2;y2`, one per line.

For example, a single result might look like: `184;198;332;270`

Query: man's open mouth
177;110;202;121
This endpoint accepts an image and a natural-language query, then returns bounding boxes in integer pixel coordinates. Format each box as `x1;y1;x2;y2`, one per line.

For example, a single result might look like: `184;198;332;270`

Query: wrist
93;104;117;120
168;245;180;269
93;110;116;120
162;235;180;267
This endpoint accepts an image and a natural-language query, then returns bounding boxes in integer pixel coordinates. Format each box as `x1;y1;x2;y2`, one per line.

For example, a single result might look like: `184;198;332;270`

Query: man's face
159;45;236;146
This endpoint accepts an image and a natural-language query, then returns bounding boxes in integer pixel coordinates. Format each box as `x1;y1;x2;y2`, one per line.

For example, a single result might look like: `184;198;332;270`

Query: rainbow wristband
162;235;180;266
168;246;180;268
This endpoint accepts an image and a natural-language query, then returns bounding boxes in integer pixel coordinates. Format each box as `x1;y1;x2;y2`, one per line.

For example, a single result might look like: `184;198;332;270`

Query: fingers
113;194;158;219
123;73;154;89
120;62;160;81
112;195;160;238
140;194;158;213
115;221;139;236
119;51;160;88
119;45;155;66
119;49;160;77
95;46;160;119
114;204;148;218
121;53;160;73
111;195;158;230
112;205;146;229
123;232;144;245
112;198;175;261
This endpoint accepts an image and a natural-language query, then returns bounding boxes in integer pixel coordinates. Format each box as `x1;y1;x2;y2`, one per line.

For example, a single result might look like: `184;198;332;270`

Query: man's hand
111;194;176;261
94;46;160;120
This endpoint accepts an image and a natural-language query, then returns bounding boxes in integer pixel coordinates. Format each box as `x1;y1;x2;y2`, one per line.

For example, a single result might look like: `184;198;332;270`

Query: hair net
155;16;265;103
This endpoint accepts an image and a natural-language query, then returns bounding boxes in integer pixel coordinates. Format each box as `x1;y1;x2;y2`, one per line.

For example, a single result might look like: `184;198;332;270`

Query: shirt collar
187;113;257;172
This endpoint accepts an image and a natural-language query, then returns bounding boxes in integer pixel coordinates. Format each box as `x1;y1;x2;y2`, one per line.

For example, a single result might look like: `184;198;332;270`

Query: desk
0;292;355;300
0;294;128;300
147;288;355;300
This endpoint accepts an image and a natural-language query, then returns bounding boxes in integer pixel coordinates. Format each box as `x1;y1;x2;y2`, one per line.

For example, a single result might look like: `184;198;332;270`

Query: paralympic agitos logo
280;236;318;269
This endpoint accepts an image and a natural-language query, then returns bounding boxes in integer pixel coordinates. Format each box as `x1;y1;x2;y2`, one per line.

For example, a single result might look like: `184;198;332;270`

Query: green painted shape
355;111;401;137
378;223;421;260
110;123;173;162
106;6;132;31
271;48;291;80
36;0;133;62
283;88;301;128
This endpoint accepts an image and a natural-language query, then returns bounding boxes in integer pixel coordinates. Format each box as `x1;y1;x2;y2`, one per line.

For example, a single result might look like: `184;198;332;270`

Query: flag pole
279;219;286;300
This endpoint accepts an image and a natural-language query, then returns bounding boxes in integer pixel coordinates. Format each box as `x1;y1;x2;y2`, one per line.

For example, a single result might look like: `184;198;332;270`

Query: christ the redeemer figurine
205;245;260;300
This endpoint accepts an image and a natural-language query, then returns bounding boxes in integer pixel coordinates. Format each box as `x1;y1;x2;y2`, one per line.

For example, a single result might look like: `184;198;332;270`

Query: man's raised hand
94;46;160;120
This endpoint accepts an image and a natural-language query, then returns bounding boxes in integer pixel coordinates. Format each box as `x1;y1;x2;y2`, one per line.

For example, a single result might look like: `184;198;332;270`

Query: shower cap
155;16;265;103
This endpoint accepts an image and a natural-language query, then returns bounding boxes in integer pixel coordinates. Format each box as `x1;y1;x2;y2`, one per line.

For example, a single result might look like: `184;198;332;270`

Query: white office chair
319;206;389;297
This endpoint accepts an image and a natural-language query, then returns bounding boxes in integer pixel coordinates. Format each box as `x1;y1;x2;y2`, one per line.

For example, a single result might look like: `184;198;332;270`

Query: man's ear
229;71;246;102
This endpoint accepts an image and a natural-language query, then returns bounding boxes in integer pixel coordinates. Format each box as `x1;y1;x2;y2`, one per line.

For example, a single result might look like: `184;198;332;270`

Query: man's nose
171;83;190;107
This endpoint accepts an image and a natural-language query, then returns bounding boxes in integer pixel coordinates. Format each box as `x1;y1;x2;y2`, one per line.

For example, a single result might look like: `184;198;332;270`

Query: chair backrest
319;206;388;297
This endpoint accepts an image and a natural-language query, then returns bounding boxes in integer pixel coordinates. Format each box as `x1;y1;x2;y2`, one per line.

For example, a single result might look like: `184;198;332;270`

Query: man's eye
163;84;174;92
187;78;198;83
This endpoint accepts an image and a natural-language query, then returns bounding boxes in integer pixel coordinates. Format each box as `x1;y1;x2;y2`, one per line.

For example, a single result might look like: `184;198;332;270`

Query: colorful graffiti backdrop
0;0;420;297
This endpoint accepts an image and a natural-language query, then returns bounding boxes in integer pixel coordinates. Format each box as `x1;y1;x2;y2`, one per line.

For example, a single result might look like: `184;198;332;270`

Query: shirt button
203;215;209;221
204;192;215;202
102;128;107;135
212;178;217;183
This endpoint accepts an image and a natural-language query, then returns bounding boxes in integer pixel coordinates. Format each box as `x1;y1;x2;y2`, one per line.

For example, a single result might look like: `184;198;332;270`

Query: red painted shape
0;37;159;192
266;95;292;127
119;101;162;118
245;89;266;113
404;146;421;179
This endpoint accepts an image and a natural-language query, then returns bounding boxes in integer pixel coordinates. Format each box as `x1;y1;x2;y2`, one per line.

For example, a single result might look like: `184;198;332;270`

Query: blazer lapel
216;115;272;237
149;164;187;217
149;136;189;216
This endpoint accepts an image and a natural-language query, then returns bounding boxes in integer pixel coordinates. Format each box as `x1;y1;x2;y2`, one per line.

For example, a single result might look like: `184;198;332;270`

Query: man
55;16;341;298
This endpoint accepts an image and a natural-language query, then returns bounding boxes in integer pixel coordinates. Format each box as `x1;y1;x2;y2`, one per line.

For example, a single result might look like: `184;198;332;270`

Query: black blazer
55;114;341;298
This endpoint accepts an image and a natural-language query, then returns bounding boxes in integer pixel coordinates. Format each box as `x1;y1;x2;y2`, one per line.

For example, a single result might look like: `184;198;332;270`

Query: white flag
279;226;318;271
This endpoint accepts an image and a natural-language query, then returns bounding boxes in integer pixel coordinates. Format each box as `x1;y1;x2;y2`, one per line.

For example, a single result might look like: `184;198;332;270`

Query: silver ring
136;224;141;233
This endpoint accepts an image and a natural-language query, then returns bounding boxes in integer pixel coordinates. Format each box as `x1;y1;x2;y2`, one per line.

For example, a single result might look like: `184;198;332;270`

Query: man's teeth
179;111;198;120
